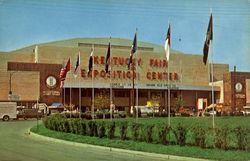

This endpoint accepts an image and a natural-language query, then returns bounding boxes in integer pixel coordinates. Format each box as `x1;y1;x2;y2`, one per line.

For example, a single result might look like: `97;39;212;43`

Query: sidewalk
30;131;213;161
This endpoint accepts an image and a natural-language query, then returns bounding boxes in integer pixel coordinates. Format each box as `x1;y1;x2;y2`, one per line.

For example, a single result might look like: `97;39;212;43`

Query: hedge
43;114;250;151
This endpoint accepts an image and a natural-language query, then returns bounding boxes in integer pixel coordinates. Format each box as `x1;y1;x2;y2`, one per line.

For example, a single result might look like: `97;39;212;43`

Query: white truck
0;102;17;121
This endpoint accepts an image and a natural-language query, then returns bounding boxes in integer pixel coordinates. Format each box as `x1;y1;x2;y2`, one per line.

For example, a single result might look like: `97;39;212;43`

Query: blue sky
0;0;249;71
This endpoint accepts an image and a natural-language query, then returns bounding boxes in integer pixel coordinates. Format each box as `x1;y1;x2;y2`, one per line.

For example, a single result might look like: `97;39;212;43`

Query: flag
203;14;213;65
128;31;137;69
88;47;94;75
105;42;111;73
164;24;171;61
74;52;80;74
59;58;71;88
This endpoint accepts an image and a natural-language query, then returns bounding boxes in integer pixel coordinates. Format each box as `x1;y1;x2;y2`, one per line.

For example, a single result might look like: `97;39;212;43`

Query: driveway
0;120;197;161
0;120;212;161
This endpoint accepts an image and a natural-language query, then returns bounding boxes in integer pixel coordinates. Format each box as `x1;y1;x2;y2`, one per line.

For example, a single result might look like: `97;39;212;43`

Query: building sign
80;56;178;81
93;56;142;66
46;76;57;88
43;91;60;96
235;94;245;99
146;72;178;80
8;94;20;101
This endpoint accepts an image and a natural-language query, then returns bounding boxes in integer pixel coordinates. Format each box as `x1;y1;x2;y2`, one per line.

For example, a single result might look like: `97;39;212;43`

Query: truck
0;102;17;121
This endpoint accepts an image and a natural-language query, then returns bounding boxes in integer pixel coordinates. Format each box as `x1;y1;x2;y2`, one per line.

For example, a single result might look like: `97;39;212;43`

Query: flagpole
70;56;72;119
109;37;113;120
62;59;66;108
168;59;171;127
63;87;65;107
132;62;135;119
79;51;81;119
136;49;138;122
91;45;95;120
211;40;215;129
135;29;139;123
129;29;137;122
208;9;215;129
165;23;171;127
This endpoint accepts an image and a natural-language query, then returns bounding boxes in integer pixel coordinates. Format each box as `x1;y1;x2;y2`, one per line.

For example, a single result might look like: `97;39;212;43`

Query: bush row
43;114;250;151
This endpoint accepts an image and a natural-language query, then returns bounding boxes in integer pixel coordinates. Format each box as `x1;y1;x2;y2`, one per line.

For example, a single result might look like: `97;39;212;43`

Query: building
0;38;249;112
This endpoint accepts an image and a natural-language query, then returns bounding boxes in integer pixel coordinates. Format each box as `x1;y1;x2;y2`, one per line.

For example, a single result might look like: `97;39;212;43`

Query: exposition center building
0;38;249;112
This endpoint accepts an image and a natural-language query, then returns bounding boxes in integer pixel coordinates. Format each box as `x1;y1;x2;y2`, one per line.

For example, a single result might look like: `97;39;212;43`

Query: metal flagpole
78;51;81;119
109;38;113;120
36;97;39;129
135;29;139;123
63;88;65;107
168;60;171;127
91;45;95;120
166;23;171;127
209;9;215;129
70;56;72;119
211;40;215;129
136;50;139;122
132;62;135;119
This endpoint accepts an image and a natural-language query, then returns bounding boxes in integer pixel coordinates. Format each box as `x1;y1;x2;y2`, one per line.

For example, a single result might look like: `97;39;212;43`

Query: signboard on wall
246;79;250;104
8;94;20;101
197;98;204;110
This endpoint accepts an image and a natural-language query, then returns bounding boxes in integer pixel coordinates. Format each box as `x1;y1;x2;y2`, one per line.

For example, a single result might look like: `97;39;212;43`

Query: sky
0;0;250;71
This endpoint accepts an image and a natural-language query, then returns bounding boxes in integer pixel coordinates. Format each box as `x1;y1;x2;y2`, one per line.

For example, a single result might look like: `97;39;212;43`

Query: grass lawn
31;116;250;161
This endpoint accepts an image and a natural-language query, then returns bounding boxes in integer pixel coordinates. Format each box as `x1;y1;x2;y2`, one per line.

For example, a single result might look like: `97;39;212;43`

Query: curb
30;131;213;161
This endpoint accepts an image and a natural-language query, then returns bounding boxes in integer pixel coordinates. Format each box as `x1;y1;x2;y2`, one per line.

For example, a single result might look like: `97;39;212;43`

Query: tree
94;90;110;119
174;95;184;112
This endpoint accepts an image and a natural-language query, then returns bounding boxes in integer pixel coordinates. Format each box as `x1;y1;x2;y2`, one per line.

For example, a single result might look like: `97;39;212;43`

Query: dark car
17;108;43;120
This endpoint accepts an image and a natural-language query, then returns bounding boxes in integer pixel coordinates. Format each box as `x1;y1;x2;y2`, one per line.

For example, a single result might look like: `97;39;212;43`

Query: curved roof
10;37;184;54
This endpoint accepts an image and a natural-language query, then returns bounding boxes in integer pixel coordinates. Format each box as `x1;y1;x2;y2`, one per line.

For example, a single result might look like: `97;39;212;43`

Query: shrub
158;125;171;145
234;126;249;151
191;126;206;148
43;117;49;129
131;122;141;141
87;121;98;137
71;119;82;134
173;124;187;146
214;127;230;150
107;121;116;139
43;114;66;131
145;125;154;143
98;121;106;138
63;119;72;133
79;120;87;135
119;121;128;140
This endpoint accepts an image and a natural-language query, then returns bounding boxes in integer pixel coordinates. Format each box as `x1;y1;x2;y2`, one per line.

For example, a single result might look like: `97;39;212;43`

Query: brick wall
8;62;62;105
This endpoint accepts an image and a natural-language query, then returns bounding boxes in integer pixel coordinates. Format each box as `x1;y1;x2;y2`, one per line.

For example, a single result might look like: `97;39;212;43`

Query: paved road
0;120;193;161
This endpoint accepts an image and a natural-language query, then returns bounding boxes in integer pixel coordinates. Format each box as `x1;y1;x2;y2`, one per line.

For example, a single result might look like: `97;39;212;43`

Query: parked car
242;106;250;116
17;108;43;120
204;110;217;116
178;107;194;116
50;102;64;108
48;103;65;115
32;103;48;115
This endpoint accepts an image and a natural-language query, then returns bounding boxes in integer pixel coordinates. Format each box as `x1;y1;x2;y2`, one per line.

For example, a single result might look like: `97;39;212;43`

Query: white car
242;106;250;116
